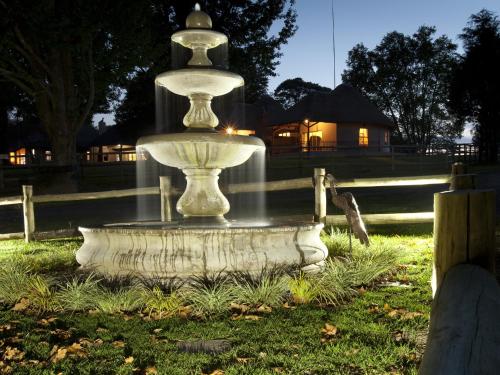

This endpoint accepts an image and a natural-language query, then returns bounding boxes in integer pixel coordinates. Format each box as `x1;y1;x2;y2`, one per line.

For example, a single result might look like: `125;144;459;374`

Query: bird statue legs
325;173;370;247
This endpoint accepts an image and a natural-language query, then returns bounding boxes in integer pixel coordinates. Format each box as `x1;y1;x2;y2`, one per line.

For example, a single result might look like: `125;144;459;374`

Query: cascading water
76;4;327;278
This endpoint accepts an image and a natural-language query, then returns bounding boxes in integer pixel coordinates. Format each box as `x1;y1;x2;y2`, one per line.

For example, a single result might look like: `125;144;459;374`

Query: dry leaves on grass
49;343;86;363
320;323;339;343
2;347;25;361
12;298;30;312
112;340;126;348
230;314;261;321
145;366;158;374
368;303;424;320
37;317;57;326
236;357;252;364
124;356;134;364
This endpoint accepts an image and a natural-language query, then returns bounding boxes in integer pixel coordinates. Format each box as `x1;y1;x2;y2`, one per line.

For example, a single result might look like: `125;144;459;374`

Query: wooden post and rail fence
0;168;451;242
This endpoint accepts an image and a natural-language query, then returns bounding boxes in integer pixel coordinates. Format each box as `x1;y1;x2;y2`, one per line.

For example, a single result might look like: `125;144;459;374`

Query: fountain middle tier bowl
137;132;265;170
76;220;328;278
155;69;244;97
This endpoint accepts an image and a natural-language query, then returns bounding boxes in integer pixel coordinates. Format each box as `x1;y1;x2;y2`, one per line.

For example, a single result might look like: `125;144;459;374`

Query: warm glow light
226;127;234;135
304;118;309;125
359;128;368;146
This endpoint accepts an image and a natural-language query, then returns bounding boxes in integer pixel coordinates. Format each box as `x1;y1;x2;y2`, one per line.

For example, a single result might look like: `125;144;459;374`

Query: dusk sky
269;0;500;91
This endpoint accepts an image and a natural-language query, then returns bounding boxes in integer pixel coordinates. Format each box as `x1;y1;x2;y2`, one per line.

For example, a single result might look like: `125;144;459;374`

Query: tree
115;0;297;129
273;77;332;109
342;26;461;147
449;10;500;163
0;0;151;167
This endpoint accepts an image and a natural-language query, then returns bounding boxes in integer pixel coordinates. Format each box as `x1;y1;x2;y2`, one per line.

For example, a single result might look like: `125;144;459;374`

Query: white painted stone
76;222;328;278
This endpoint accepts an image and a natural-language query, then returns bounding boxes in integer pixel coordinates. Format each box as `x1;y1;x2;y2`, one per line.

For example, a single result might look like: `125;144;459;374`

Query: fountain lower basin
76;221;328;278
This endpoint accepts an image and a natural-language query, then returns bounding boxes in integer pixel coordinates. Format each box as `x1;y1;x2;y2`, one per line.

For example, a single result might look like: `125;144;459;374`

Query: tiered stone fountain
76;5;327;278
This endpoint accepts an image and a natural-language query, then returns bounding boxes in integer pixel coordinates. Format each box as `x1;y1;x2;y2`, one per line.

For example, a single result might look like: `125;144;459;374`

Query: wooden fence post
313;168;326;223
159;176;172;222
22;185;35;242
432;163;495;296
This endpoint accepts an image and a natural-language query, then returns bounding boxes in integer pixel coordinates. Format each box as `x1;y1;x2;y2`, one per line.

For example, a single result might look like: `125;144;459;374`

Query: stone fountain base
76;221;327;278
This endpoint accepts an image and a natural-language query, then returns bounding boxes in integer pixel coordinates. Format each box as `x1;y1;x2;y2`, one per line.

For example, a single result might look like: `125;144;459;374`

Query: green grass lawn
0;231;433;375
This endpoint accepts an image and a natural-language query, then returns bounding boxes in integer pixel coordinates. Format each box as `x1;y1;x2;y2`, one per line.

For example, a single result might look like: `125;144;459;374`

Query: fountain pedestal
177;168;229;217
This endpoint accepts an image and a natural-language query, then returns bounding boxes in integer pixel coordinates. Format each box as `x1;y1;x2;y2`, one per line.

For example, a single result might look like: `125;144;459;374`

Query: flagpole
331;0;336;88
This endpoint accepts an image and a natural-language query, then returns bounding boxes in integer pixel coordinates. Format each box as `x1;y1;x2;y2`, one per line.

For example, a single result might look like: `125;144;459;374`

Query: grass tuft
0;262;33;304
141;286;184;318
94;285;144;314
56;274;100;311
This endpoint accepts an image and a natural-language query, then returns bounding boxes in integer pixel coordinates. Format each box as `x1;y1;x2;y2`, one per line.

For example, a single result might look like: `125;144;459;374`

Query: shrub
141;286;184;318
231;276;287;308
26;274;60;313
288;273;317;304
0;262;33;304
313;258;358;306
95;285;144;314
56;274;100;311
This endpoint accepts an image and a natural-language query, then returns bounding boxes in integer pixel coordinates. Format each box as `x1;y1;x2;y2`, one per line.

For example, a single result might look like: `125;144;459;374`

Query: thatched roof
269;83;394;127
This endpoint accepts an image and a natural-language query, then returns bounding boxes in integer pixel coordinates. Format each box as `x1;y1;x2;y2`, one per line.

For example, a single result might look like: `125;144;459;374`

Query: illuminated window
359;128;368;146
45;151;52;161
302;131;323;143
10;148;26;165
278;132;291;137
384;130;390;145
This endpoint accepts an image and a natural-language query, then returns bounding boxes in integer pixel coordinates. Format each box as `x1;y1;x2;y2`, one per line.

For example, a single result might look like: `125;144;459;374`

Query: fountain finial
186;3;212;29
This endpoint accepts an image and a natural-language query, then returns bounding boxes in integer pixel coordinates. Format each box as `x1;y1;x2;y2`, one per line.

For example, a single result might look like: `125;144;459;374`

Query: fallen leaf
273;368;284;373
12;298;30;312
258;352;267;358
401;311;424;320
230;303;250;313
124;356;134;364
96;327;109;333
236;357;252;364
50;329;72;340
357;287;366;295
3;347;25;361
208;370;224;375
0;325;12;333
321;323;338;336
37;317;57;326
112;340;125;348
383;303;392;312
145;366;158;374
50;348;67;363
257;305;272;313
153;328;163;334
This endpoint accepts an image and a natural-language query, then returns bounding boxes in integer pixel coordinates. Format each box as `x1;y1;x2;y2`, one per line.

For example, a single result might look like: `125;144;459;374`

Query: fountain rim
171;29;228;47
137;132;265;149
79;221;324;235
155;68;244;88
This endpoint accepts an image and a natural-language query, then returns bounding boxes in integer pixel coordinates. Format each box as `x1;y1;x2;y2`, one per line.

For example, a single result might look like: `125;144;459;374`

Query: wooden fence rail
0;172;450;242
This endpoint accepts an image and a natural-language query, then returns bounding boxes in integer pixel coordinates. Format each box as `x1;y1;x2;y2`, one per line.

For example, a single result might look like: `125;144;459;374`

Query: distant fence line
0;171;450;242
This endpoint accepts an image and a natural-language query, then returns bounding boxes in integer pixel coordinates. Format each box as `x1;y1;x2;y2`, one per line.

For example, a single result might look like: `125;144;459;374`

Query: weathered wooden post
313;168;326;223
159;176;172;222
22;185;35;242
432;162;495;295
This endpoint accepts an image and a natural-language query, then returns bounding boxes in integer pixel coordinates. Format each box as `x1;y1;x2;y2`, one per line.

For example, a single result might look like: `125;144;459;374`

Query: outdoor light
304;118;309;125
226;126;234;135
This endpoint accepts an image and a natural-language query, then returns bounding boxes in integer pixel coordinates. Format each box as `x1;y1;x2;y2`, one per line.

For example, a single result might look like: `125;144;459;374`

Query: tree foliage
342;26;461;147
115;0;297;129
449;9;500;162
0;0;152;165
273;77;332;109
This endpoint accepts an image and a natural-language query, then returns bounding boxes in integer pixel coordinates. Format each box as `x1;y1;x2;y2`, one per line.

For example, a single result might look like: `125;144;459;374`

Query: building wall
268;122;392;152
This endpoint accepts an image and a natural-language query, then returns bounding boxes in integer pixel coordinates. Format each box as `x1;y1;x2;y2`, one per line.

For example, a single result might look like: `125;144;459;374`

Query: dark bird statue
325;174;370;247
